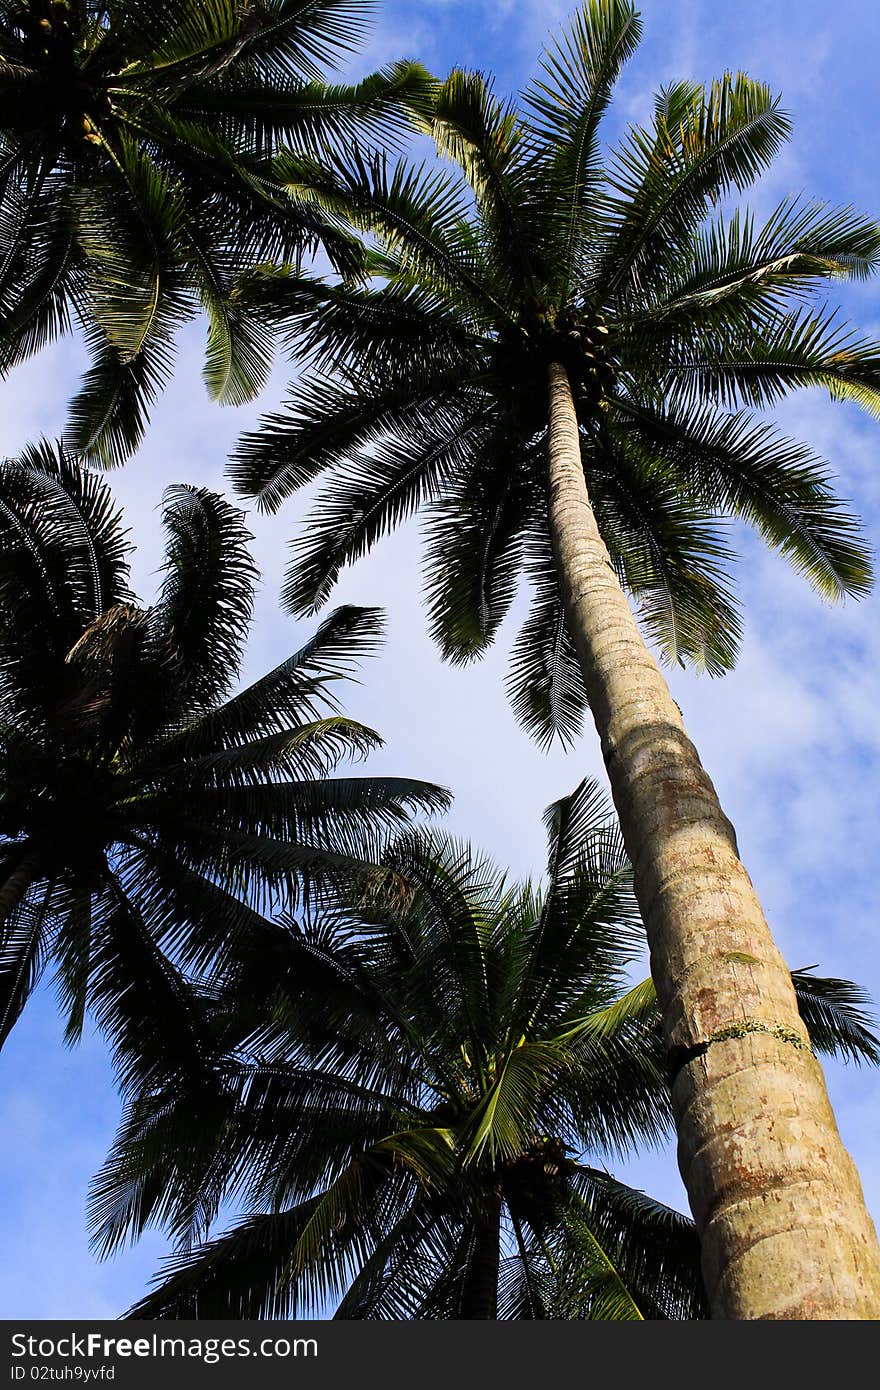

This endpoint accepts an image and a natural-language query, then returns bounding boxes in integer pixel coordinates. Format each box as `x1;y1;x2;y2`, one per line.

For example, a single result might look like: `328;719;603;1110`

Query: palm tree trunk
459;1189;502;1318
545;359;880;1319
0;844;42;928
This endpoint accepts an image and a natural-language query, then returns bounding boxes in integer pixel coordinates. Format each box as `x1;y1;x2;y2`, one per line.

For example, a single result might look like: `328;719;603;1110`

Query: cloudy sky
1;0;879;1317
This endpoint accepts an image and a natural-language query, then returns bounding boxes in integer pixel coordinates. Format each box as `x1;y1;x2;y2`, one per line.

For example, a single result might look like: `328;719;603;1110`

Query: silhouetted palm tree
0;440;447;1091
0;0;430;461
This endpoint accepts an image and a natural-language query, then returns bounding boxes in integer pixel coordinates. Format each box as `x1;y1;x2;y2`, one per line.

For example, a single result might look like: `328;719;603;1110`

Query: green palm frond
575;976;658;1039
125;1203;346;1319
51;881;95;1046
0;452;445;1069
88;1078;239;1259
422;428;532;663
613;397;873;600
590;431;743;673
0;0;423;459
0;444;135;726
66;321;177;468
411;69;535;300
579;970;880;1068
552;1166;707;1318
278;144;505;318
237;274;477;378
175;61;435;157
280;392;490;615
661;305;880;420
791;968;880;1065
464;1040;568;1165
127;1160;410;1320
154;718;383;790
157;485;258;711
100;768;879;1319
0;171;78;374
506;526;586;749
518;790;638;1041
524;0;642;290
624;199;880;340
598;73;792;300
332;1206;466;1319
72;137;194;363
150;604;387;762
232;365;481;523
542;777;618;889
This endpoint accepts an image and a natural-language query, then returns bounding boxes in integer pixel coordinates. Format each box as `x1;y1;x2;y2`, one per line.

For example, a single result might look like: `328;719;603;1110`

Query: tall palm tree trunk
545;360;880;1319
0;844;42;929
459;1189;502;1318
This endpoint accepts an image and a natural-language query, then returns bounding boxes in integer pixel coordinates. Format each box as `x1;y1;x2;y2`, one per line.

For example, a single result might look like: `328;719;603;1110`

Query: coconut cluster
14;0;113;151
490;309;618;441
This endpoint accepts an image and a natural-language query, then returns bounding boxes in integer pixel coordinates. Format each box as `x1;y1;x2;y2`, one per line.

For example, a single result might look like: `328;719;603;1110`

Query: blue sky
1;0;879;1317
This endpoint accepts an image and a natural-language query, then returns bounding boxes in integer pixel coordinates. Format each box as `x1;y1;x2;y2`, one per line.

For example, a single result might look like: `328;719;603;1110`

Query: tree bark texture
459;1189;502;1319
545;358;880;1319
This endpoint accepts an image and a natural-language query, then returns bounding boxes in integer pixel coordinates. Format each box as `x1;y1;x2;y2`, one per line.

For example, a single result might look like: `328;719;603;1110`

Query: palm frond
127;1159;406;1320
0;440;132;628
591;428;743;673
791;968;880;1065
282;395;489;615
85;876;216;1095
524;0;642;291
181;61;435;157
421;427;532;663
278;143;508;319
157;484;258;710
73;138;193;363
231;364;480;521
598;73;791;300
151;604;386;764
414;69;536;300
554;1165;707;1318
66;321;176;468
506;523;586;749
613;396;873;600
623;198;880;341
0;874;53;1046
662;305;880;421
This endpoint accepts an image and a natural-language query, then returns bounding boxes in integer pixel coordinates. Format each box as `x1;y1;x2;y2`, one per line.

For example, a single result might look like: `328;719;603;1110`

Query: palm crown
0;440;448;1086
92;781;879;1320
0;0;430;463
232;0;880;747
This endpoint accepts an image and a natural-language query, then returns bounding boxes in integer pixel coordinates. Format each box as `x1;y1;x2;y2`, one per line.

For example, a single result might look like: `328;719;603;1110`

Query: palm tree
0;439;448;1090
0;0;430;464
229;1;880;1316
90;780;880;1320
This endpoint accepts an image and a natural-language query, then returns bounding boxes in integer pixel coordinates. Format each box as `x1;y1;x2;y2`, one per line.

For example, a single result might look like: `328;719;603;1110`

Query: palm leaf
506;523;586;749
791;968;880;1065
524;0;642;291
598;73;791;299
422;428;532;664
66;322;176;468
0;875;53;1046
553;1165;707;1318
613;396;873;600
282;395;491;615
157;484;258;710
